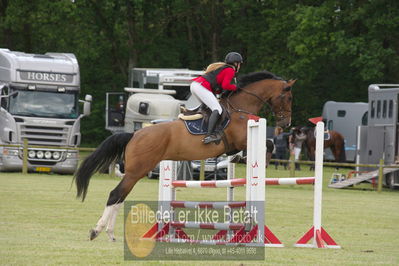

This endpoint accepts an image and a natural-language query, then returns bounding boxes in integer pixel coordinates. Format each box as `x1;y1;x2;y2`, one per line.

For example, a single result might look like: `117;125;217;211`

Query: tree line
1;0;398;145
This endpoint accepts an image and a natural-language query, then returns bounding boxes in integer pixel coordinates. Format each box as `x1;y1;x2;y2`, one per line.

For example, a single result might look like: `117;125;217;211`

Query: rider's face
235;63;241;72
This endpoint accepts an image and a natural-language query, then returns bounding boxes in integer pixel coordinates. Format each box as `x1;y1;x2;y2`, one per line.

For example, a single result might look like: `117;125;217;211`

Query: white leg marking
94;205;114;233
106;202;123;241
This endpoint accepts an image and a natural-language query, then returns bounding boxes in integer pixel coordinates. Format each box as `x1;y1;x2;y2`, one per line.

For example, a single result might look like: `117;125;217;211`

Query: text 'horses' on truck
0;48;92;174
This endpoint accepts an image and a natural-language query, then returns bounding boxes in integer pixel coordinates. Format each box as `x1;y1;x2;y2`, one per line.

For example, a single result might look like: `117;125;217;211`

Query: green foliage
0;0;398;144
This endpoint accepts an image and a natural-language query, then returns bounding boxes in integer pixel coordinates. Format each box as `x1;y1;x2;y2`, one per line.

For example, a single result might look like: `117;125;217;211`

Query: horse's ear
288;79;297;87
284;79;296;91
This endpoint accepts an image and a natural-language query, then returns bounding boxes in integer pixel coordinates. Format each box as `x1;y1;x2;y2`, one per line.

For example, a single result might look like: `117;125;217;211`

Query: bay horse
74;71;295;241
291;126;346;166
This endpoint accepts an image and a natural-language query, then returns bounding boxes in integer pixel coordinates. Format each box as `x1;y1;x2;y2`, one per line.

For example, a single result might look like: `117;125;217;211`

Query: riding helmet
225;52;243;65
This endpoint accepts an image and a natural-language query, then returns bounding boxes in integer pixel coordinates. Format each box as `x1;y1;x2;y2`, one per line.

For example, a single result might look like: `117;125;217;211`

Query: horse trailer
105;68;203;134
322;101;368;162
357;84;399;189
0;48;92;174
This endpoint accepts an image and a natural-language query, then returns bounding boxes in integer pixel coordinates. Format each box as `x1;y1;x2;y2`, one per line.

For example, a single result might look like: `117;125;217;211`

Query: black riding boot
203;110;221;144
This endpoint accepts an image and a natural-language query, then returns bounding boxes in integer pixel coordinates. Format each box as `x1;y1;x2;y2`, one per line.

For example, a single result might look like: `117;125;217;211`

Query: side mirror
83;94;92;116
83;102;91;116
85;94;92;102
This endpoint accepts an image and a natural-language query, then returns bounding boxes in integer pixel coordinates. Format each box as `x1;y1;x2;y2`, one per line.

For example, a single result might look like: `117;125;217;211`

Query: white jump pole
245;118;266;244
158;160;176;238
313;121;324;242
294;121;341;248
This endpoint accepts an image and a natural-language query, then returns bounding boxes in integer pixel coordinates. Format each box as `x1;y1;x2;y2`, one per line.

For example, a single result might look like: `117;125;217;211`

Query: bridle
226;86;291;120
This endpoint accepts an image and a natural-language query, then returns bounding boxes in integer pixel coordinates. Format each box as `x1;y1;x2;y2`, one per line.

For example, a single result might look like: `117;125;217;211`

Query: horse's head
233;71;295;128
269;79;295;128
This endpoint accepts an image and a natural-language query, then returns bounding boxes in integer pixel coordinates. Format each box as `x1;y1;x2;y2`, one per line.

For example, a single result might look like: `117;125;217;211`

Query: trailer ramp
328;168;399;189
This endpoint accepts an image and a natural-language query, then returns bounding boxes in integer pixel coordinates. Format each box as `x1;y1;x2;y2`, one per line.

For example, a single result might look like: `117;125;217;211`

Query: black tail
75;132;133;201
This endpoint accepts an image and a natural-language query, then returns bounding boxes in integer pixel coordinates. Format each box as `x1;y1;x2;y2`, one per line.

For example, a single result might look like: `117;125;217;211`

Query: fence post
22;138;28;174
377;158;384;193
199;160;205;180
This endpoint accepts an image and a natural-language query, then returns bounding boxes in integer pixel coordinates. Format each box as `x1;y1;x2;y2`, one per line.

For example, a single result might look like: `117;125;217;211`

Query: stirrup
203;133;222;144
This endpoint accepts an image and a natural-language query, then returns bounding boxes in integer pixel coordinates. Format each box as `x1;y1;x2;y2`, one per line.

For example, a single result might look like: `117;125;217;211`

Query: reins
225;86;288;118
225;89;268;116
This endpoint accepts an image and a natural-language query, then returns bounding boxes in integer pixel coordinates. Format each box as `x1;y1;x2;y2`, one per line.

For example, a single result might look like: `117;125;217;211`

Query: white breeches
294;147;302;160
190;81;222;114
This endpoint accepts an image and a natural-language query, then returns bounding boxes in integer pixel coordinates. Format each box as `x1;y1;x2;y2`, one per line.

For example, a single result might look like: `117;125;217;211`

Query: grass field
1;165;399;265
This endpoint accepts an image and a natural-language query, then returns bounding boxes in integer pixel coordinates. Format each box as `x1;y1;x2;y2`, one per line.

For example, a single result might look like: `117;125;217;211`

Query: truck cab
0;48;91;174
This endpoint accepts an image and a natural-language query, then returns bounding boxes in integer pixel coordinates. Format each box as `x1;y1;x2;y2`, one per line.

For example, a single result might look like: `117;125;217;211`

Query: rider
190;52;243;144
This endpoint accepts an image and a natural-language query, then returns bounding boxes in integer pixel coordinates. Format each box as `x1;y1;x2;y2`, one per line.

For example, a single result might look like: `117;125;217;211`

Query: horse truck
0;48;92;174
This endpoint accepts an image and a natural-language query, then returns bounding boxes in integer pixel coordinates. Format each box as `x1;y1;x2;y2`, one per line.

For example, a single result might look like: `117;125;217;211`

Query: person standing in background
290;126;307;170
273;126;290;170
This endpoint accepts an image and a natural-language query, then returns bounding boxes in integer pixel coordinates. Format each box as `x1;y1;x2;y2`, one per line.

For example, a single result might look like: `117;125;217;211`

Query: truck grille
18;124;70;146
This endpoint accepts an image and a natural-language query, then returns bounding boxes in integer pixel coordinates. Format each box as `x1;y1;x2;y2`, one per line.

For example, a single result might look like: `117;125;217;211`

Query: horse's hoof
89;229;99;241
230;155;246;164
106;230;116;242
229;155;242;163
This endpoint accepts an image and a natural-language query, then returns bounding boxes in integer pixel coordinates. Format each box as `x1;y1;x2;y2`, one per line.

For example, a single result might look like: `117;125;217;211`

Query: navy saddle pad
182;117;230;135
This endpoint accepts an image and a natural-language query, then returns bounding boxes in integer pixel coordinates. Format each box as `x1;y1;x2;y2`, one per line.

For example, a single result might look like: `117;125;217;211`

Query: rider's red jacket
193;66;237;93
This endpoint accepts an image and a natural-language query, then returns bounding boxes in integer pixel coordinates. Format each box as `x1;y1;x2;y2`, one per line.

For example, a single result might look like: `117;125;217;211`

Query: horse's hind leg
89;172;144;241
90;202;122;241
105;203;121;241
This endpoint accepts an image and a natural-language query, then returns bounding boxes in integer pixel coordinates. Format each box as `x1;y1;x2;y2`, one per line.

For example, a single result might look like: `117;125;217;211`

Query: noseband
273;89;291;121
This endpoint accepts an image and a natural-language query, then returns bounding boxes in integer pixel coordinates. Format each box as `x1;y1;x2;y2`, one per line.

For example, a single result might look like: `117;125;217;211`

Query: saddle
178;104;230;136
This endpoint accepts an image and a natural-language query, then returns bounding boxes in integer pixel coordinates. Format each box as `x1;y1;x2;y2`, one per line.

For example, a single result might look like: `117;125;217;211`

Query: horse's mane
237;70;283;88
